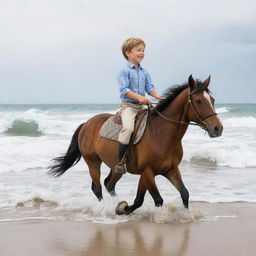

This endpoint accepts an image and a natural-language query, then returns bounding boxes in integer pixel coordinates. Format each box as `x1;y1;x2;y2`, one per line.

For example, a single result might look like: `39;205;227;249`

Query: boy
115;37;161;174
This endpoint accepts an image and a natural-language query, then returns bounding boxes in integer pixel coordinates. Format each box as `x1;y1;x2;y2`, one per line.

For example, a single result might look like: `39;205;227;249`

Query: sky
0;0;255;104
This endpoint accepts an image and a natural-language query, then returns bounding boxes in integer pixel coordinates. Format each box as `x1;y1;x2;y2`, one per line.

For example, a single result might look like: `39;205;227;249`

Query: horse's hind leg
164;167;189;208
85;157;103;201
104;168;123;196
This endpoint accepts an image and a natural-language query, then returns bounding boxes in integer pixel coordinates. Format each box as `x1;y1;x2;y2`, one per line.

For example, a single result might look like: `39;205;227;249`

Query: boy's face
126;43;145;66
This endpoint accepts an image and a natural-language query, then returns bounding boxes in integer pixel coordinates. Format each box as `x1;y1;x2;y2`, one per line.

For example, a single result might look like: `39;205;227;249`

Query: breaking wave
4;119;44;136
216;107;230;114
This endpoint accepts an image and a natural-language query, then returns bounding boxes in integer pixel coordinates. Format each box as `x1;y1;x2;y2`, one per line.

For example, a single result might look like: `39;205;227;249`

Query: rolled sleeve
118;70;131;99
145;71;155;94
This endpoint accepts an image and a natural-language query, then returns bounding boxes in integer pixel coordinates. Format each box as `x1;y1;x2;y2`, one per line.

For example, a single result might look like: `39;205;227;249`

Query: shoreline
1;202;256;256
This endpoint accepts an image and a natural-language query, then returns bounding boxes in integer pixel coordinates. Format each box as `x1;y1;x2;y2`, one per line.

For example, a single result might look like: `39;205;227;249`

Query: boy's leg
115;143;128;174
118;105;139;145
115;105;141;174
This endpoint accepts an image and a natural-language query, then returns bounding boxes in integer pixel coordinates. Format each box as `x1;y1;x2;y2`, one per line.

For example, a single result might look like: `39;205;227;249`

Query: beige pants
118;102;143;145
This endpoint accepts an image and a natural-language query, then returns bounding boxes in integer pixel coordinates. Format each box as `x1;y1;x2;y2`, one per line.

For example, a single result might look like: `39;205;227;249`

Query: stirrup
115;161;127;174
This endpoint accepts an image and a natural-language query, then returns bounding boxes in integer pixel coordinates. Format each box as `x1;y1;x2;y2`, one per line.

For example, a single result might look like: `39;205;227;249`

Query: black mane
151;80;210;116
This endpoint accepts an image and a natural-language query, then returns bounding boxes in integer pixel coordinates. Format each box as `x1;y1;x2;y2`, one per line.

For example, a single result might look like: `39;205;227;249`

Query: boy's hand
125;91;150;105
138;96;150;105
149;91;162;100
155;95;162;100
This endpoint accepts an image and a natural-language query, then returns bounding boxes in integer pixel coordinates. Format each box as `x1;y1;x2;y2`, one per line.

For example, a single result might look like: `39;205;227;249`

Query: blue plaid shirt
118;61;155;103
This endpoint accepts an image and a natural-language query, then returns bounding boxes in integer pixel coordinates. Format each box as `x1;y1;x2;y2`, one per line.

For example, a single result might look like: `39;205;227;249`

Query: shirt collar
126;61;143;70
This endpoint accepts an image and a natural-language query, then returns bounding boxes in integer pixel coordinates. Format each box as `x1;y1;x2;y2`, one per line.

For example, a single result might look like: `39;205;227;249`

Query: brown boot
115;143;128;174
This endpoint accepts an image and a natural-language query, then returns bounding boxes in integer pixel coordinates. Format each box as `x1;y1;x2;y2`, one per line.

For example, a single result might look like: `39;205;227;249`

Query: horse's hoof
110;191;116;197
116;201;128;215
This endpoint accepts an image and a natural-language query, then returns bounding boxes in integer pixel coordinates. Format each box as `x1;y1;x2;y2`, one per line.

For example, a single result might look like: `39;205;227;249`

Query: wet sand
0;202;256;256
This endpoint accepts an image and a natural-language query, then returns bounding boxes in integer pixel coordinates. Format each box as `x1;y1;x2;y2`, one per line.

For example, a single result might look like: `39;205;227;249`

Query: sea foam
223;116;256;128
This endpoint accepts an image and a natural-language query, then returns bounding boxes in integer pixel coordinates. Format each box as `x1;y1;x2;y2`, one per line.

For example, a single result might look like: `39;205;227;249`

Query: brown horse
48;75;223;215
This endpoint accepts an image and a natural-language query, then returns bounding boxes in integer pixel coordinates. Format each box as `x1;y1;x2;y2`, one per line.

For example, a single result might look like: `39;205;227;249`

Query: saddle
100;109;149;172
99;109;149;145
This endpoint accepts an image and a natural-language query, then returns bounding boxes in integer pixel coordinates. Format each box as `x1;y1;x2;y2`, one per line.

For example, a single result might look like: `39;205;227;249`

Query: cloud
0;0;255;103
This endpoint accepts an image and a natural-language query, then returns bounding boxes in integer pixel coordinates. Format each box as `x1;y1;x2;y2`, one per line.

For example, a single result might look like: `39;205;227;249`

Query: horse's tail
47;123;84;177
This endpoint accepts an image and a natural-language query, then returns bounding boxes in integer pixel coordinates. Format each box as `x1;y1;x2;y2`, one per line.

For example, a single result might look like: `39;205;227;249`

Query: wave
0;107;96;136
183;146;256;168
189;156;217;167
24;108;47;114
223;116;256;128
216;107;230;114
4;119;44;136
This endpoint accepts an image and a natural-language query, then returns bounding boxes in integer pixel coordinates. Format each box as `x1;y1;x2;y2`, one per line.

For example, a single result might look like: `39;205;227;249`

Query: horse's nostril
214;126;219;133
213;125;223;136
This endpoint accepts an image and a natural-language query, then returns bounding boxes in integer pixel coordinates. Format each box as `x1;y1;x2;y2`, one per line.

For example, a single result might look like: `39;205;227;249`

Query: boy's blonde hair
121;37;146;60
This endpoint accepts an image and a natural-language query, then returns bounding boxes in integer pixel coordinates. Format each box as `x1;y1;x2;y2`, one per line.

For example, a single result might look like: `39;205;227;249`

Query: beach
1;104;256;255
1;202;256;256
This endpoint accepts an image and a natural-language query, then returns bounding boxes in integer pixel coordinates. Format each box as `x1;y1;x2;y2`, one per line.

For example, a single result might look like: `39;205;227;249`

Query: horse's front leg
116;168;163;215
116;175;146;215
164;167;189;208
143;168;163;207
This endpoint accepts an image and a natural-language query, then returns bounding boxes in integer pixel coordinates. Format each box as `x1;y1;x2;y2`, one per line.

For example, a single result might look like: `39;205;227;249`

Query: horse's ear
203;75;211;87
188;75;196;90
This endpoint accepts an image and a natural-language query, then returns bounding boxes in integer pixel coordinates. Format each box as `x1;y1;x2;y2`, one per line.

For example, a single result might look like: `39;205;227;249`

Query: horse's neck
165;88;189;126
151;89;189;143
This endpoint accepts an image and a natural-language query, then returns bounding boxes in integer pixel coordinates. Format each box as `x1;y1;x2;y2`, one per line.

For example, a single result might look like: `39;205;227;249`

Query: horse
48;75;223;215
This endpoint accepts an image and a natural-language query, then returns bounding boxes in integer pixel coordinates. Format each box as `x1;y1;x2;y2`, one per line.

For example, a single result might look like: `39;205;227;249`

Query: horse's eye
196;100;202;104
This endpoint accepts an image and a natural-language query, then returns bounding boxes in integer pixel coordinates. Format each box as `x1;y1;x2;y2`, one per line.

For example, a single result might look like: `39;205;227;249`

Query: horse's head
187;75;223;138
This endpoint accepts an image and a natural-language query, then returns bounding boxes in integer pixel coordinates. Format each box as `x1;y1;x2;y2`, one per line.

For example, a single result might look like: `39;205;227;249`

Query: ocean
0;103;255;223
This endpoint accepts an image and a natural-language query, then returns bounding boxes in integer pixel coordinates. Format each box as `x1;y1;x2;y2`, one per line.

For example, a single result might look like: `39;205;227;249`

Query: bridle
149;87;218;132
188;88;218;130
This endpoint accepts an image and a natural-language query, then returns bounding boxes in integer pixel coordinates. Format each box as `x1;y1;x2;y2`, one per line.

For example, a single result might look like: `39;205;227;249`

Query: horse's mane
151;80;210;116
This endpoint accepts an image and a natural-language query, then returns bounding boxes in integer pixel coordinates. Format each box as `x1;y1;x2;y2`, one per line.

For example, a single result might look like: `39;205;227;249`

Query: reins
148;102;194;126
148;88;217;132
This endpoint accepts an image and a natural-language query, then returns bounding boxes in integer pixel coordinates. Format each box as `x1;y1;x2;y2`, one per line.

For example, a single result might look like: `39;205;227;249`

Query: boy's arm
144;71;161;100
149;90;162;100
118;70;131;99
125;91;149;105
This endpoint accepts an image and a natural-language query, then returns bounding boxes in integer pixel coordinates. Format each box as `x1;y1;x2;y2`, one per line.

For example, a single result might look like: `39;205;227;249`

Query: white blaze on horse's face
203;90;214;110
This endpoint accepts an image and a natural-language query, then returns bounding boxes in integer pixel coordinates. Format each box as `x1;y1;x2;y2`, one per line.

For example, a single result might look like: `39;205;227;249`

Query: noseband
149;87;218;132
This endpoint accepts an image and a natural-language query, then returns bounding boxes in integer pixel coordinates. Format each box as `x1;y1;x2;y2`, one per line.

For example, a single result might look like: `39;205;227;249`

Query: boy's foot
115;161;127;174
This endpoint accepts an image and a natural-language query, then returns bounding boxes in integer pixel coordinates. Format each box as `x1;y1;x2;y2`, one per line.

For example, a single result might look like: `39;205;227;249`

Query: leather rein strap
149;88;217;132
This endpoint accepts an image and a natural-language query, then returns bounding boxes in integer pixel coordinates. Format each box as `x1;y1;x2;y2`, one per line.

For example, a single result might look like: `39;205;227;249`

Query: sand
0;202;256;256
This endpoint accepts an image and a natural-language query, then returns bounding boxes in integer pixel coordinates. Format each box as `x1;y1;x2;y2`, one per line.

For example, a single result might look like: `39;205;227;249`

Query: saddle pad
99;111;148;145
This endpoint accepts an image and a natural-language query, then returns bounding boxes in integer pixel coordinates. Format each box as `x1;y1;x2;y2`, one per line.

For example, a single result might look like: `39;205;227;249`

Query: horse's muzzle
208;124;223;138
